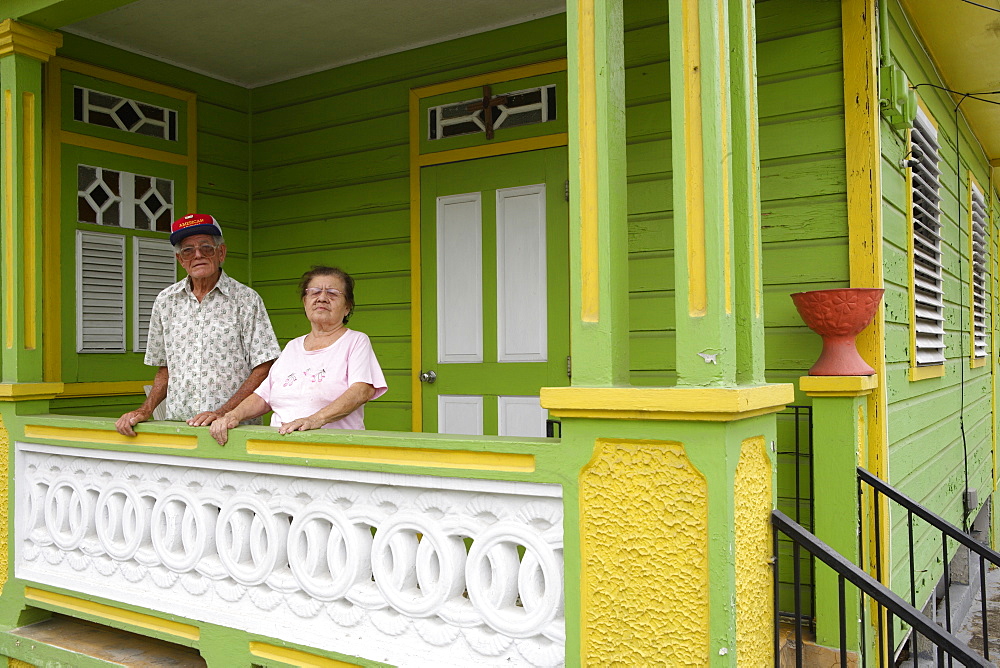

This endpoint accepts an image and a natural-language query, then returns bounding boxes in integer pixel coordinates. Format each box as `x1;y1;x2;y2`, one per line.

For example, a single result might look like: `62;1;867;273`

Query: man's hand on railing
209;413;239;446
115;408;152;436
188;410;222;427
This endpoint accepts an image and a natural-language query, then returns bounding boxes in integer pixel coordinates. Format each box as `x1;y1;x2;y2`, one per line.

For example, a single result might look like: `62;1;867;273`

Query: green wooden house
0;0;997;664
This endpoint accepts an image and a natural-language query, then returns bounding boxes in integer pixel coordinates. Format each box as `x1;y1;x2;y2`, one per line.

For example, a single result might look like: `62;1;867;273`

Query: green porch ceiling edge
566;0;630;387
2;0;138;29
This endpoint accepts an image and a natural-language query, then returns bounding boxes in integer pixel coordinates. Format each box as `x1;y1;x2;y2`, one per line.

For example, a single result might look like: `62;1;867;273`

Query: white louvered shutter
133;237;176;352
77;230;125;352
971;182;988;359
911;107;945;366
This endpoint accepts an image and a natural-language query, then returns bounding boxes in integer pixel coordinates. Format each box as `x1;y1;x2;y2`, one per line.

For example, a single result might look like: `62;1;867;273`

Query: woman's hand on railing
209;413;239;446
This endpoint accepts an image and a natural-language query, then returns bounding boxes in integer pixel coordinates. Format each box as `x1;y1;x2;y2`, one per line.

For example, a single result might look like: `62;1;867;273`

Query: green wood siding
882;0;995;609
248;15;566;432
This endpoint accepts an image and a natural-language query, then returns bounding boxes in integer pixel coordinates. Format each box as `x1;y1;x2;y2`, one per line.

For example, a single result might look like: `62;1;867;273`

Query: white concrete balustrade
15;442;565;667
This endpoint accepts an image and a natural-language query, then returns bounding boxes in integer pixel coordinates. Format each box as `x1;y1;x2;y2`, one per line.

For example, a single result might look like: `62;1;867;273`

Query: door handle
419;370;437;384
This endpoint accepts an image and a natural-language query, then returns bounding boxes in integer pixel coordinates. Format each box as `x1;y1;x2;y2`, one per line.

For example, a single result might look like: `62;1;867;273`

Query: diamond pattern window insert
971;181;989;359
73;86;178;141
78;165;174;232
910;107;945;367
428;85;557;140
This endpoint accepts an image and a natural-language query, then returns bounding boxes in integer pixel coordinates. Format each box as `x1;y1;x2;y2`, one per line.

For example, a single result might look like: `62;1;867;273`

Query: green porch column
801;375;877;660
669;0;765;386
0;20;61;384
565;0;629;387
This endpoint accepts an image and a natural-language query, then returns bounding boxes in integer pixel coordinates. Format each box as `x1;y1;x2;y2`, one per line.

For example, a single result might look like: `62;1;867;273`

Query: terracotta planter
791;288;884;376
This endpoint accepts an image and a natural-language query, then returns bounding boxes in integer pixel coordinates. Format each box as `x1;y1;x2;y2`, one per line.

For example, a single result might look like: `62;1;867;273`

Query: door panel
420;147;568;436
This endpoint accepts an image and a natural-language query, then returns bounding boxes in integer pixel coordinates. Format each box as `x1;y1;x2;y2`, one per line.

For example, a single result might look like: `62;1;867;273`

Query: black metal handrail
859;466;999;662
773;510;990;667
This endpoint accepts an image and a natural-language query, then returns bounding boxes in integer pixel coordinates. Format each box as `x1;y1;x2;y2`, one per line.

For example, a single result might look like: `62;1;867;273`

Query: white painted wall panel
496;184;547;362
437;193;483;363
438;395;484;435
498;395;548;437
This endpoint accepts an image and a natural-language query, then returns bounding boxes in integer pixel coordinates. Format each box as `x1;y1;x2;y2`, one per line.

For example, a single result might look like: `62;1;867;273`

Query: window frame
969;174;990;368
908;103;946;381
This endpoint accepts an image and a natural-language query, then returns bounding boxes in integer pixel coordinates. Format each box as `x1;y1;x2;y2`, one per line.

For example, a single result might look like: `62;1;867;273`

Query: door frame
407;60;568;431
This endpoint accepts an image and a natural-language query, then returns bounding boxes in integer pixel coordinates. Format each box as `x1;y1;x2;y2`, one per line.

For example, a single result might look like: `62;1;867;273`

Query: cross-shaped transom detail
466;85;508;140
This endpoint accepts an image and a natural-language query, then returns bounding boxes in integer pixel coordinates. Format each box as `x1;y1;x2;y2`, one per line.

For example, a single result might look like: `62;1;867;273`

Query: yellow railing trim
248;642;359;668
540;384;794;421
25;587;199;641
23;424;197;449
245;440;535;473
60;381;148;397
0;382;64;400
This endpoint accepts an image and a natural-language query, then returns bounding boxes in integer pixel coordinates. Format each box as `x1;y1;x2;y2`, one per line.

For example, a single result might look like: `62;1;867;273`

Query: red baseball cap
170;213;223;246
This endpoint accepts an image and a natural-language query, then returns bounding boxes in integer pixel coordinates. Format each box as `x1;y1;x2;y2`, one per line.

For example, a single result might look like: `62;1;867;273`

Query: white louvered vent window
77;230;125;353
971;181;989;359
133;237;176;352
911;107;945;367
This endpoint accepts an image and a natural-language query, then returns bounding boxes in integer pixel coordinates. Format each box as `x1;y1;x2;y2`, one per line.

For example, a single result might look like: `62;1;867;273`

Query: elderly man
115;214;281;436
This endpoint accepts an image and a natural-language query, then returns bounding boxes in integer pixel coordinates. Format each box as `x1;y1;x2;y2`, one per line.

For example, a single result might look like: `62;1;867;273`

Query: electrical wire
958;0;1000;13
910;83;976;532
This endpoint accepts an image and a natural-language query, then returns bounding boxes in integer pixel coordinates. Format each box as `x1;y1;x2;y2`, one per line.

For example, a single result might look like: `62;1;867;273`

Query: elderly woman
209;266;387;445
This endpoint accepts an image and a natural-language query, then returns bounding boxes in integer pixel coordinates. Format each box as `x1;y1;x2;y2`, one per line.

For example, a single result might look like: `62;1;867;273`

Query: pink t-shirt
255;329;387;430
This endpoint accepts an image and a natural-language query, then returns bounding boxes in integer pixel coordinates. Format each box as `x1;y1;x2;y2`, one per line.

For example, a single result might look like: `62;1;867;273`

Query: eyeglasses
304;287;343;298
177;244;220;260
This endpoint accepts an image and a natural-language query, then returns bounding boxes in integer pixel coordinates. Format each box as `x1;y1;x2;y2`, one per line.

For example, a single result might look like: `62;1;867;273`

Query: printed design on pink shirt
282;367;327;387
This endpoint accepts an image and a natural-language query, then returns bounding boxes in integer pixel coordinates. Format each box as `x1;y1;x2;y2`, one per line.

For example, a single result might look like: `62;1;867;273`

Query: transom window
428;84;557;140
73;86;178;141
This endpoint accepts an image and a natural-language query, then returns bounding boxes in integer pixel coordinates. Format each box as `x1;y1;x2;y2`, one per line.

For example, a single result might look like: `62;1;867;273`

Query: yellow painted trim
249;642;358;667
541;384;794;421
842;0;887;502
23;90;36;350
186;88;198;212
417;133;568;167
23;424;197;449
43;57;61;381
800;374;878;397
245;439;535;472
407;59;569;432
411;59;567;99
578;0;599;323
905;125;919;373
0;382;63;400
60;381;148;397
972;357;986;369
409;87;422;432
60;131;191;167
53;58;196;104
3;88;14;351
683;0;706;316
24;588;199;641
909;364;945;381
0;20;62;62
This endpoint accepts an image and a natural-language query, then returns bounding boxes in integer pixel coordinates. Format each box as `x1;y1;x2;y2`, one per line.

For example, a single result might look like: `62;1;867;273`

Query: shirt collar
182;269;232;298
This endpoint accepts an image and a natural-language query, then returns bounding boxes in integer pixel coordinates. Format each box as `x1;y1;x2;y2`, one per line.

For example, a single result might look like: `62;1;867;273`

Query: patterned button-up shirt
145;270;281;422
